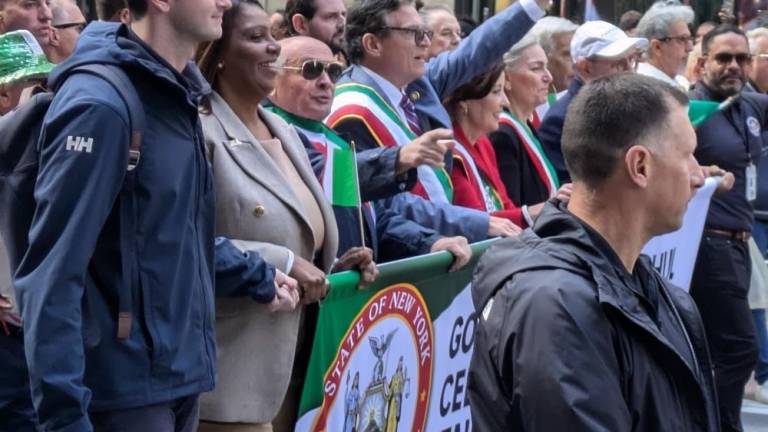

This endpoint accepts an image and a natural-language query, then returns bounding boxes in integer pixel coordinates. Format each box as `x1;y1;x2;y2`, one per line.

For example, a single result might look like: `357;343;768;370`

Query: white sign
642;177;718;291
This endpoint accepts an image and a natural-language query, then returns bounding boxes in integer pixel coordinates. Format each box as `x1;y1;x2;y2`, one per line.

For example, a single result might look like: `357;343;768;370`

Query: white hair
748;28;768;54
636;3;694;40
529;17;578;56
419;4;454;25
503;34;540;68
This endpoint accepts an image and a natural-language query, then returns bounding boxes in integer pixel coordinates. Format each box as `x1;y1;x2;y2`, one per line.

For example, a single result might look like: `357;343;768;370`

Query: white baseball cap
570;21;648;63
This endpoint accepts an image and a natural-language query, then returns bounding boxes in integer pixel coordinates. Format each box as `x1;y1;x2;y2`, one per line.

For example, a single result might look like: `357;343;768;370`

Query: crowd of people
1;0;768;430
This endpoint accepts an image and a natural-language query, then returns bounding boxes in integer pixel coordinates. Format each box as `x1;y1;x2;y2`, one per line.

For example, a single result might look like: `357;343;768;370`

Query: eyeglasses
707;52;752;66
278;59;345;82
658;35;693;45
54;22;86;32
381;26;434;44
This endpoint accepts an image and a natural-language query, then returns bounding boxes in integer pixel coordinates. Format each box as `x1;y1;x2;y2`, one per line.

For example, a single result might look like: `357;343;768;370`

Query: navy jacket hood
49;22;209;101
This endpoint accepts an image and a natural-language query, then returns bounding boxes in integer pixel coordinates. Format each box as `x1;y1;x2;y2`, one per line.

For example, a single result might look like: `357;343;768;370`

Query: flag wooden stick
350;139;366;250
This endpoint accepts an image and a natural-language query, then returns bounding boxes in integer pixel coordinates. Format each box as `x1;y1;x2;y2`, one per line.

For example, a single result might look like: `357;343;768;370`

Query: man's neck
131;19;195;73
567;184;650;272
649;58;676;79
359;60;408;89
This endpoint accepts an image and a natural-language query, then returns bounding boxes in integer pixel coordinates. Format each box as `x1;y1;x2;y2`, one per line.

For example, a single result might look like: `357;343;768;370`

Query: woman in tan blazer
195;1;374;430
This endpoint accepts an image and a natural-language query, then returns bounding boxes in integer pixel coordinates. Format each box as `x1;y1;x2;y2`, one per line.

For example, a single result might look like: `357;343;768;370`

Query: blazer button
253;205;266;217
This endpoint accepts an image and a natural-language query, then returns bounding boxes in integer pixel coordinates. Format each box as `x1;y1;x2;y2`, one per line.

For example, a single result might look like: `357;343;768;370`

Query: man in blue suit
326;0;549;238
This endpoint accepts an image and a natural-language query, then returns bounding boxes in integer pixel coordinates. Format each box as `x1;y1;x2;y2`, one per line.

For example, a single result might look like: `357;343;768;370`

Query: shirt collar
637;62;689;90
359;64;406;110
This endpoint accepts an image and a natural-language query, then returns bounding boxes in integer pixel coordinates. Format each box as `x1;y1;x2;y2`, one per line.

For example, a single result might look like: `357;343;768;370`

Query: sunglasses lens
302;61;324;80
714;53;751;65
327;64;343;82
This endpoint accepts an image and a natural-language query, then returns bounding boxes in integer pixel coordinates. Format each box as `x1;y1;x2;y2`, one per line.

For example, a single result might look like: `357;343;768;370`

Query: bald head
279;36;334;66
51;0;83;26
272;36;340;121
48;0;84;62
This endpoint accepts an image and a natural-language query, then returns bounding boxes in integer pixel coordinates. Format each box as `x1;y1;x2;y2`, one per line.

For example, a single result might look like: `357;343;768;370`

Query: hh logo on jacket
65;136;93;153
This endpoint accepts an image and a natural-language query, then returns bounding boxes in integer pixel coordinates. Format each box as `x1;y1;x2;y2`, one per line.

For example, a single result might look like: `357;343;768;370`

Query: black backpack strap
69;64;145;340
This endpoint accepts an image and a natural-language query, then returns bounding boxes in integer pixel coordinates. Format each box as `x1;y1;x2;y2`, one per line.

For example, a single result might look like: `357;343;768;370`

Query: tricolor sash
268;106;361;208
452;141;503;213
327;82;454;204
498;111;560;198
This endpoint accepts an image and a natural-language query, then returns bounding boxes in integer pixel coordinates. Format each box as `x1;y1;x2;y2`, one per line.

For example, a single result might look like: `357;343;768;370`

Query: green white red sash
326;82;454;204
451;142;503;213
498;111;560;197
268;106;361;208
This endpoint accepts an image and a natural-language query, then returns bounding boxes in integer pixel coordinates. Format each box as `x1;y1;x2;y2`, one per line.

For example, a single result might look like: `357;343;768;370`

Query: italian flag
268;106;361;208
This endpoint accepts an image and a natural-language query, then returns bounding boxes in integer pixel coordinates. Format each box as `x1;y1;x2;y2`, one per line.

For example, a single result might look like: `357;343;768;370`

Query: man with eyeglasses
538;20;648;184
0;0;53;47
689;24;768;432
326;0;551;242
268;36;473;267
47;0;84;62
635;2;694;91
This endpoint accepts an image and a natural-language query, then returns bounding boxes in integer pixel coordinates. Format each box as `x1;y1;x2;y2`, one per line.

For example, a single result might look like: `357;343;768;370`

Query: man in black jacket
468;74;719;431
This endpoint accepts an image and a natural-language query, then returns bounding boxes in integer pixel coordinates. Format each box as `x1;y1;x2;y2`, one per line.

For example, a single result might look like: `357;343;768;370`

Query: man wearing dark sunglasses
269;35;475;267
689;24;768;432
47;0;85;62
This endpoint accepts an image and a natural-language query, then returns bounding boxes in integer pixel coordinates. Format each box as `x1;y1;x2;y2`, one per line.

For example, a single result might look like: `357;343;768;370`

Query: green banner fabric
295;240;498;432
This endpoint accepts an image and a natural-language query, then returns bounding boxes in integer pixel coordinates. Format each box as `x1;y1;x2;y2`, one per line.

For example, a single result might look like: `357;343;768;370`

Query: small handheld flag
688;95;738;127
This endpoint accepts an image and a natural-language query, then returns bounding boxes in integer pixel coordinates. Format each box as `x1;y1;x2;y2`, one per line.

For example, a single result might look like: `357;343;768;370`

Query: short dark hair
285;0;316;35
346;0;413;64
96;0;127;21
196;0;264;91
701;25;747;55
562;74;689;188
126;0;147;20
443;63;505;117
618;10;641;32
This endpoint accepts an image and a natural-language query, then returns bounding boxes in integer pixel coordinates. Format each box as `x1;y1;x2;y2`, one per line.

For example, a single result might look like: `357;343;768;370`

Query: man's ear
624;145;652;189
147;0;170;14
49;27;61;48
291;13;309;35
361;33;382;59
119;8;132;24
574;58;591;79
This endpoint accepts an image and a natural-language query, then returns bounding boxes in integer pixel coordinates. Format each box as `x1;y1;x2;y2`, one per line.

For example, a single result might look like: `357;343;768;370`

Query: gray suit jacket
199;92;338;422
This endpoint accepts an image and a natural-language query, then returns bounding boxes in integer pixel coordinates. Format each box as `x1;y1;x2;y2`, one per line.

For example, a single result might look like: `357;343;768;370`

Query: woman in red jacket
444;63;570;228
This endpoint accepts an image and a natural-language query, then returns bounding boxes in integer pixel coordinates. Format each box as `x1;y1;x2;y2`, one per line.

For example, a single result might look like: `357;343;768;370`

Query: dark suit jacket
489;121;551;207
538;78;584;184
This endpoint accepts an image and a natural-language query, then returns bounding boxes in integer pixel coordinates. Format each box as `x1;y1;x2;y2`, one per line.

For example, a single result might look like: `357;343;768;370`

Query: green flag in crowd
688;96;738;127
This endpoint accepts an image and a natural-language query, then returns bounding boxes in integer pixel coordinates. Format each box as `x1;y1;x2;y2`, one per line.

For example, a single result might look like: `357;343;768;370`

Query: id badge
746;163;757;202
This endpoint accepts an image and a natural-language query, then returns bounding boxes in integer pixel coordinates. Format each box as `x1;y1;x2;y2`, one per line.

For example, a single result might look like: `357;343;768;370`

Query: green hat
0;30;55;86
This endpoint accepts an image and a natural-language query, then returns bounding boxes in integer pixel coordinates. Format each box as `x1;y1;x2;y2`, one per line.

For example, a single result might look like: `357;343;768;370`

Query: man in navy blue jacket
689;25;768;432
9;0;261;428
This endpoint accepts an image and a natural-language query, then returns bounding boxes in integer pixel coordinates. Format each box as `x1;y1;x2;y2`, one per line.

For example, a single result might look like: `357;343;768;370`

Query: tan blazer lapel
261;107;339;269
209;93;313;231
